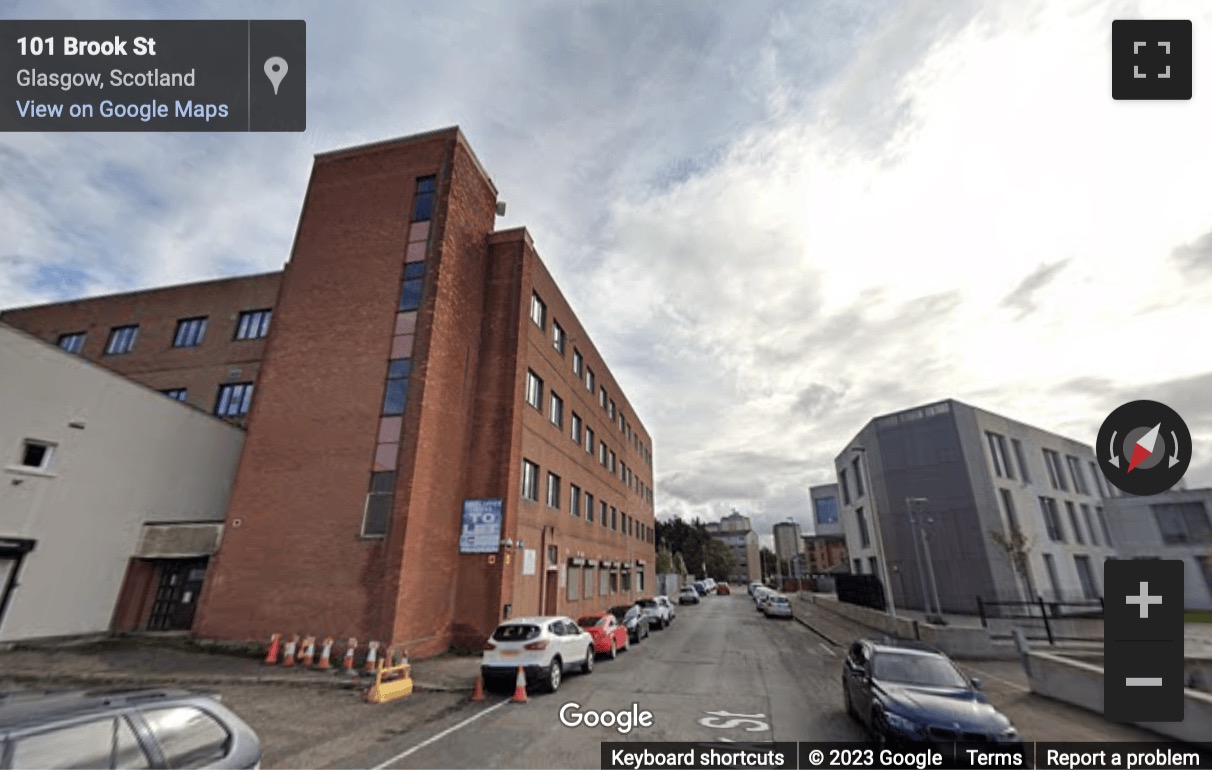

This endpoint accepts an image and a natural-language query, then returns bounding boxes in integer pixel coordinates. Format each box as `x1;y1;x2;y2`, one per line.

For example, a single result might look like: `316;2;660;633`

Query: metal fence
836;574;887;611
976;595;1104;644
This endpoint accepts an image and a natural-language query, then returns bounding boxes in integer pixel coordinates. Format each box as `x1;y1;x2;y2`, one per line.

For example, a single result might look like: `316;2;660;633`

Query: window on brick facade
570;485;581;517
399;262;426;312
105;325;138;355
585;367;595;393
599;386;607;409
552;321;565;354
586;492;594;522
530;293;546;330
215;382;254;417
525;370;543;410
235;309;272;340
382;358;411;416
585;427;595;455
600;500;607;527
362;471;395;537
571;412;582;444
572;349;583;377
546;472;561;509
57;332;86;354
521;459;539;501
550;392;563;428
161;388;188;402
412;176;436;222
173;317;208;348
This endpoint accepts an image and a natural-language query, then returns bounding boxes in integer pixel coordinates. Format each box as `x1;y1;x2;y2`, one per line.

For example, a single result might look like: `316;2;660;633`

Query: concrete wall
1025;651;1212;748
0;324;244;642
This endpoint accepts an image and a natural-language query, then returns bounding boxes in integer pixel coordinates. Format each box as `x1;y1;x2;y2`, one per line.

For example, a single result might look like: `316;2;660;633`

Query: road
335;593;865;769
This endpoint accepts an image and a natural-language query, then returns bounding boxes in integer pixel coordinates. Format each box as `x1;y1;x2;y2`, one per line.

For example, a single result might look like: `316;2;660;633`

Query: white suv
481;616;595;693
639;596;676;629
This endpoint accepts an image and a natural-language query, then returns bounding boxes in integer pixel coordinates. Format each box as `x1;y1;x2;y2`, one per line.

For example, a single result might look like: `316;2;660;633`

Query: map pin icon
264;57;288;95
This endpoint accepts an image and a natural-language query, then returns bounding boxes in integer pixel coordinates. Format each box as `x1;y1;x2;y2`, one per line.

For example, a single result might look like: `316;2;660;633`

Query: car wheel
609;639;617;660
582;646;594;674
870;708;890;746
547;658;562;693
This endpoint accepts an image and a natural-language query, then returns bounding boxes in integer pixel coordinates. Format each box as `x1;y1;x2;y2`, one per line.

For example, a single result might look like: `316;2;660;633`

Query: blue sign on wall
814;496;839;525
460;499;503;554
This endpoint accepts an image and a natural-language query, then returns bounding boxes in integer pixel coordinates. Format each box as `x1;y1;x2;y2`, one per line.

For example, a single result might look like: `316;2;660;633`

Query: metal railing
976;595;1104;644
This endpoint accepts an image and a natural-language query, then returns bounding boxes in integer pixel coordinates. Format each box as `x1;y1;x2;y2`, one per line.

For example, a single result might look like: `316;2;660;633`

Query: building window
853;559;862;574
621;569;631;592
839;468;851;505
1042;554;1062;601
570;485;581;517
868;557;878;577
600;567;610;596
609;451;616;473
1089;462;1107;498
600;500;607;527
586;367;595;393
530;293;546;330
552;321;565;354
1042;449;1068;491
173;317;208;348
57;332;85;354
398;262;426;312
1012;439;1030;482
611;507;618;531
362;471;394;537
550;392;564;428
161;388;188;402
1097;506;1113;546
599;386;607;409
412;176;436;222
1151;501;1212;545
1066;501;1084;544
215;382;254;417
567;565;580;601
1039;496;1065;542
855;507;870;548
104;325;138;355
586;492;595;522
573;348;583;377
999;488;1021;533
571;412;583;444
986;432;1013;479
1081;504;1099;546
382;358;411;416
235;309;272;340
584;566;595;598
18;440;54;470
1066;456;1090;495
525;370;543;410
1195;556;1212;595
546;472;561;509
599;442;607;466
521;459;539;501
585;427;595;455
609;399;617;420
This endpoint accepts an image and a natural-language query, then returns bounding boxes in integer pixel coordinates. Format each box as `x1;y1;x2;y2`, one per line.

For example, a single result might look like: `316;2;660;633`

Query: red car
577;612;629;659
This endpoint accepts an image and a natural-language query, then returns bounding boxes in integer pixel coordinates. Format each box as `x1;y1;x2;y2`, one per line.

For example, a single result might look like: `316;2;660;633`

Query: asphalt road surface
336;593;865;769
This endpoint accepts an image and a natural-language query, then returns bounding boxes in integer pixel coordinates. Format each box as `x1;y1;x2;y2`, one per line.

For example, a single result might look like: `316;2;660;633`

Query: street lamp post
906;497;942;623
853;446;898;636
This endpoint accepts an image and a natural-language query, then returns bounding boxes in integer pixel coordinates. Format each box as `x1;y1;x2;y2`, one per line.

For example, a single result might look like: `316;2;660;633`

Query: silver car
763;594;793;618
0;688;261;769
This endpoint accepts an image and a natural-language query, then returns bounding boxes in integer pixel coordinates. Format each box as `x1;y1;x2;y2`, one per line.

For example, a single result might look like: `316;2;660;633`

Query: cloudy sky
3;0;1211;541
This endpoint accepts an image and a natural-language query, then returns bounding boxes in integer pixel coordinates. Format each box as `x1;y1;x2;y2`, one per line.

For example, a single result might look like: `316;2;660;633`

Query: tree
759;547;777;581
703;538;736;582
989;525;1036;600
656;549;674;574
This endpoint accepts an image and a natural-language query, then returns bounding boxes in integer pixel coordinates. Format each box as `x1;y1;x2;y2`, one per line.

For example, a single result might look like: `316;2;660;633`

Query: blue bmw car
842;638;1021;747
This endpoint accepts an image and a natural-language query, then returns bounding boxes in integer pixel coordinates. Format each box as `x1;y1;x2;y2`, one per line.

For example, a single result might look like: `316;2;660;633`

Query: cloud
1000;260;1070;319
1172;228;1212;275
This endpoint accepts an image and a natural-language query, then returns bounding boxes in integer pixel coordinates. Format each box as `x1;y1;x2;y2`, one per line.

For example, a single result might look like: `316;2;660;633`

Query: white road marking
370;700;509;769
818;643;836;657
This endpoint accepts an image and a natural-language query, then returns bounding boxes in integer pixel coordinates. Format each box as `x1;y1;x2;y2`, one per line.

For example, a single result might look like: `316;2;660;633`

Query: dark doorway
0;538;36;635
544;570;558;615
147;558;208;631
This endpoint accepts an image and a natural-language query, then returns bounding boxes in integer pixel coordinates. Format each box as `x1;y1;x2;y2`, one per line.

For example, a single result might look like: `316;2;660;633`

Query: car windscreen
772;597;789;605
872;652;969;688
577;616;605;627
608;606;632;618
492;624;540;642
638;599;657;607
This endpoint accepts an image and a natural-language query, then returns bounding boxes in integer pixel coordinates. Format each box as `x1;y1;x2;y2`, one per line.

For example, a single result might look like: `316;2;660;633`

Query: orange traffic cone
316;637;334;670
299;636;316;667
281;634;300;667
471;675;485;702
510;666;528;703
341;638;358;676
263;633;282;666
363;641;380;674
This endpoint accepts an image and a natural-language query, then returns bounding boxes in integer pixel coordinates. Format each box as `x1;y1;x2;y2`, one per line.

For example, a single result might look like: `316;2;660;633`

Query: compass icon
1096;400;1192;496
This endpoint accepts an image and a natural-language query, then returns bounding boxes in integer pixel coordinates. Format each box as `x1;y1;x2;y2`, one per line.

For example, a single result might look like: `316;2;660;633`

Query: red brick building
2;127;656;656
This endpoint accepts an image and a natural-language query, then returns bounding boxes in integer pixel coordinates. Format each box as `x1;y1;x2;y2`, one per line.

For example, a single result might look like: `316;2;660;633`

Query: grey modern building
708;510;761;585
773;521;805;572
834;399;1120;614
1103;488;1212;610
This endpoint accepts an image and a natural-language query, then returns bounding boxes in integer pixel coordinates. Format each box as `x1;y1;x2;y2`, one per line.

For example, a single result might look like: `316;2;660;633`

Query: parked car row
751;584;793;619
480;596;679;694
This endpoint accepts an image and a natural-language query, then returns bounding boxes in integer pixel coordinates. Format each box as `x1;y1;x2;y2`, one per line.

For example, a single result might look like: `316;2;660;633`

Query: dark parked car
842;639;1021;747
0;688;262;769
609;604;650;644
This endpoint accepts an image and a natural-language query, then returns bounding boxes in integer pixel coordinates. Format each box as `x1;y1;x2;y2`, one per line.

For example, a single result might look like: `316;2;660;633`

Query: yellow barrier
365;660;413;704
